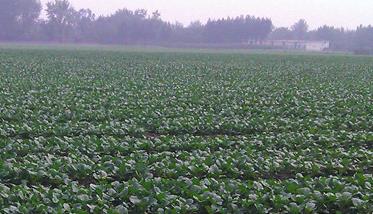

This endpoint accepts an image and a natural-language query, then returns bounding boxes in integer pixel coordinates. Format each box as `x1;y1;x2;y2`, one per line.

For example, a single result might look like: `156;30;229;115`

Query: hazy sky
40;0;373;29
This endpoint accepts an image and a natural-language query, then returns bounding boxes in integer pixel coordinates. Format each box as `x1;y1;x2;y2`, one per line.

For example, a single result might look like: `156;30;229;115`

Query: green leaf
287;183;298;194
63;203;70;211
351;198;363;207
77;194;90;202
129;196;141;204
305;202;316;211
116;205;128;214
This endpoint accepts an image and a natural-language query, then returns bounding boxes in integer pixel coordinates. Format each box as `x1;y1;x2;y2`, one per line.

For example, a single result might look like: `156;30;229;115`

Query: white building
248;40;330;51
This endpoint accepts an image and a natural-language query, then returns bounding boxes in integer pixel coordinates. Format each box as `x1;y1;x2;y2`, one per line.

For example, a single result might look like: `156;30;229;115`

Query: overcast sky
40;0;373;29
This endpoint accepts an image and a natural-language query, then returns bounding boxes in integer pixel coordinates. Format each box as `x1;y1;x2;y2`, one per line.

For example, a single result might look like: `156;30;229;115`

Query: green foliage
0;49;372;213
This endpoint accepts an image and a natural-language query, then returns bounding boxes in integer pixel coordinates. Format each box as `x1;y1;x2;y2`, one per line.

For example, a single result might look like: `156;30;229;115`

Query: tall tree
291;19;308;40
16;0;42;40
0;0;17;40
0;0;41;40
45;0;77;42
354;25;373;53
74;9;95;42
203;15;272;43
184;21;204;43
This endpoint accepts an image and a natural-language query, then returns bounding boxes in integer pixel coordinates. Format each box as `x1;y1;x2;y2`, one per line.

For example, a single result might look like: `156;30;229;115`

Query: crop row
1;131;371;187
1;174;372;213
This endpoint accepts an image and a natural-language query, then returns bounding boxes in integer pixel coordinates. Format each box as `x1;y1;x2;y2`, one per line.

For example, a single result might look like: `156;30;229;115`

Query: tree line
0;0;272;44
269;19;372;52
1;0;373;53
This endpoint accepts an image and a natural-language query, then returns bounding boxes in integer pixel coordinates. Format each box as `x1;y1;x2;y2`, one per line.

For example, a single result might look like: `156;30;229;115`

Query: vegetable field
0;48;372;213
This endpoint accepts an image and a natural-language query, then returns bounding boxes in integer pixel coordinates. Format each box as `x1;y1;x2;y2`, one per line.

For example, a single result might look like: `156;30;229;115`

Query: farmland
0;47;372;213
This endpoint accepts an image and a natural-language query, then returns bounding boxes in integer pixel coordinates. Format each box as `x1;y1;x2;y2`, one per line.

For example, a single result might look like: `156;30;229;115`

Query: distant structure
248;40;330;51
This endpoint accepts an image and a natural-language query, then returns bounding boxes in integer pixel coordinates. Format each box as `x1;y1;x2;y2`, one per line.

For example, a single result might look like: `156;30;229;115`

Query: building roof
249;39;329;43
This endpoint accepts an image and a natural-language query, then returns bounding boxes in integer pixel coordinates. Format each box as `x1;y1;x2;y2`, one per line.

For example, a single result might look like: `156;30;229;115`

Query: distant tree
186;21;204;43
92;8;172;44
74;9;95;42
45;0;77;42
151;10;161;20
16;0;42;40
134;9;147;18
189;21;202;29
269;27;293;40
0;0;41;40
169;22;185;42
291;19;309;40
0;0;18;40
354;25;373;54
2;0;366;52
308;25;355;50
314;25;335;40
203;15;272;43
